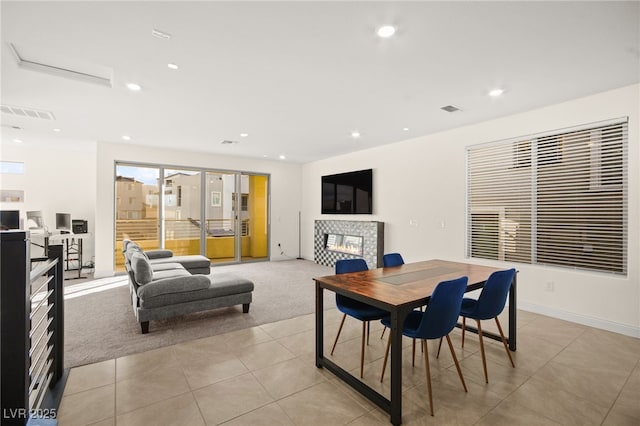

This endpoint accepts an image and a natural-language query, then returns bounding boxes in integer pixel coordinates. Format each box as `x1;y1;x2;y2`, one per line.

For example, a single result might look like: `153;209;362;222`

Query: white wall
301;84;640;337
0;139;97;262
94;142;302;277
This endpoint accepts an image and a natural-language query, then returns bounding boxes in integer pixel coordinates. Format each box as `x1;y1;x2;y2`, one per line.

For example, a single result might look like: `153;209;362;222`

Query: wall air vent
440;105;462;113
1;105;55;120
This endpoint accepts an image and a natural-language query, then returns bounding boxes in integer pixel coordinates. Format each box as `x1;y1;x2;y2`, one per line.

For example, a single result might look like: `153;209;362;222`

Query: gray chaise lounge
122;240;254;333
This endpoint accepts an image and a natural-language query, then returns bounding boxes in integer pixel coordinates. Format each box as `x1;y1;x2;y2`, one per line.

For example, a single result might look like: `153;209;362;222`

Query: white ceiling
1;1;639;163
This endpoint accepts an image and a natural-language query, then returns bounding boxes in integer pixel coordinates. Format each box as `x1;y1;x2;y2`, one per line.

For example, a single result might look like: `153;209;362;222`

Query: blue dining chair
331;258;388;378
459;268;516;383
380;276;469;416
380;253;405;340
382;252;404;267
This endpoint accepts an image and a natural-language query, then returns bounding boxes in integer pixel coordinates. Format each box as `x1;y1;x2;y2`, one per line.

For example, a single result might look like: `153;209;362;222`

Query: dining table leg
390;307;410;425
508;273;517;351
315;283;324;367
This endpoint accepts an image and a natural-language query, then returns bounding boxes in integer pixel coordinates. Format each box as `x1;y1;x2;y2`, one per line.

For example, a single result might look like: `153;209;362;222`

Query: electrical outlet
546;281;555;292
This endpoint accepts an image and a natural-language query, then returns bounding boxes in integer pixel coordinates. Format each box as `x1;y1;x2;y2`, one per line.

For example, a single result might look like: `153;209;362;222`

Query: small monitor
26;210;45;230
55;213;72;233
0;210;20;230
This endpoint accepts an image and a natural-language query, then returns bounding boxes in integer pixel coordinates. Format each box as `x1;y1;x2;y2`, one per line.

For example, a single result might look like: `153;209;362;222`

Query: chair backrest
334;259;368;306
335;258;368;274
382;253;404;267
416;276;468;339
472;268;516;320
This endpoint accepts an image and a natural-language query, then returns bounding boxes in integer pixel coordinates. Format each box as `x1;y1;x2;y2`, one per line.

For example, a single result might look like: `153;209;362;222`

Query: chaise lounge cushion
137;274;211;300
151;269;191;280
148;255;211;273
145;249;174;259
148;262;185;273
138;273;255;309
130;252;154;285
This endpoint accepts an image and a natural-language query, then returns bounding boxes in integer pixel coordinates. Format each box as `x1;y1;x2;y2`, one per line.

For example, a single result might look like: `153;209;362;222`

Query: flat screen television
322;169;373;214
56;213;72;233
0;210;20;230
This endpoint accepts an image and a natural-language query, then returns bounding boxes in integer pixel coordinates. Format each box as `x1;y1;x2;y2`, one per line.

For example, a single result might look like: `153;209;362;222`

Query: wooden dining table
314;259;517;425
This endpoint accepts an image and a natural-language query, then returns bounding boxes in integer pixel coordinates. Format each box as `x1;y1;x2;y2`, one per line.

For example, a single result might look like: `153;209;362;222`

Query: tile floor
57;308;640;425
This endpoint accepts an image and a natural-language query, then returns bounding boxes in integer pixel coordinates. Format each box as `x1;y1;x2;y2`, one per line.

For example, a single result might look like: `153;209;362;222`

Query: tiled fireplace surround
314;220;384;268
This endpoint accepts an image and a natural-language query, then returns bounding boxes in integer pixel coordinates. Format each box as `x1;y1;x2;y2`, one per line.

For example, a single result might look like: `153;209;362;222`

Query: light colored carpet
64;259;334;368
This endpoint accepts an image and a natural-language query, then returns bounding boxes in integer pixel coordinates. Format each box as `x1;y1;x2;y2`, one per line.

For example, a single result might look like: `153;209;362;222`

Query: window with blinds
467;119;627;274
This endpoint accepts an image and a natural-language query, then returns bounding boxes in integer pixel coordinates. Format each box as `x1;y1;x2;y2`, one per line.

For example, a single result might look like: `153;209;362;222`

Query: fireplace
314;220;384;268
325;233;364;256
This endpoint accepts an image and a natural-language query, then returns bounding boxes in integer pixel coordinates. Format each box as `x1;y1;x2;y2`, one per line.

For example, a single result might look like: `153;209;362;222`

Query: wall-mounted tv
0;210;20;230
322;169;373;214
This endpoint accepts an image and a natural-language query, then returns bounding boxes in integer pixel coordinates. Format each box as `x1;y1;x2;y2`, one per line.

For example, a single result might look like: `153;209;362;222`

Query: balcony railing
115;218;249;241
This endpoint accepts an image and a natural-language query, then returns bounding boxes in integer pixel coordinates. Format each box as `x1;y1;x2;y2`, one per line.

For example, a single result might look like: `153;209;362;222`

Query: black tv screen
0;210;20;230
322;169;373;214
56;213;71;232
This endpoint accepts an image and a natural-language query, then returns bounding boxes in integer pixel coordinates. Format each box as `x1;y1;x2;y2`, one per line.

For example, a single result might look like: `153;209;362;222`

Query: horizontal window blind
467;119;627;274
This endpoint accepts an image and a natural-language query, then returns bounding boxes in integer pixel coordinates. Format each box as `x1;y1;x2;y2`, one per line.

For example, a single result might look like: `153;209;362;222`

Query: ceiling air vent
1;104;55;120
440;105;461;113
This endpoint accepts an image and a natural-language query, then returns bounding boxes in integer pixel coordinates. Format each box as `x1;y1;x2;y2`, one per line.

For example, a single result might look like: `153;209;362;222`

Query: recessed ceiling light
377;25;396;38
13;139;23;143
489;88;504;97
53;128;61;132
240;133;249;138
122;135;131;141
167;63;179;70
351;131;361;138
279;155;286;160
126;83;142;92
402;127;409;131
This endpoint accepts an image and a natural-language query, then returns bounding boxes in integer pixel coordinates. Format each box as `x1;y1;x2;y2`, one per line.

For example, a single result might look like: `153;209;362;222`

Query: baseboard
518;301;640;338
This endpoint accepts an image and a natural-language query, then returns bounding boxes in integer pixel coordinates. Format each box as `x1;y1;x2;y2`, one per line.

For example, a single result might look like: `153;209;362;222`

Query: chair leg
436;337;443;358
477;319;488;383
380;327;386;339
423;340;434;416
330;313;347;355
360;321;366;378
380;331;392;382
461;316;466;348
495;317;515;368
446;334;467;392
412;338;416;367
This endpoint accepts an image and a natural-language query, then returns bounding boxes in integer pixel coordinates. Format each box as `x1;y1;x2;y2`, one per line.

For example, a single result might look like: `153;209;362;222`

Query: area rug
64;259;333;368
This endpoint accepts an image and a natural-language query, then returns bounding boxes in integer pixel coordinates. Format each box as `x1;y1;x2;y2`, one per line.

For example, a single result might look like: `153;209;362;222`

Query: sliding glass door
203;172;269;264
115;162;269;270
205;171;238;263
163;168;202;256
241;174;268;261
114;165;160;271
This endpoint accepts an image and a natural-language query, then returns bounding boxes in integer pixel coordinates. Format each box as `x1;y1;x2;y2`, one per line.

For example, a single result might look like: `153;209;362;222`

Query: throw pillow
131;252;153;285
